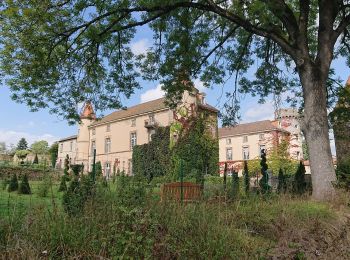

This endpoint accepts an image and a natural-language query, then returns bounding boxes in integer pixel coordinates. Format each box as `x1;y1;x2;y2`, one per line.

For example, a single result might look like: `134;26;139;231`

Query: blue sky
0;25;348;153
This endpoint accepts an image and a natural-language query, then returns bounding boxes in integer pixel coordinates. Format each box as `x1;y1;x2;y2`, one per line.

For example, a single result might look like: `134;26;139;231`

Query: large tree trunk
299;67;336;201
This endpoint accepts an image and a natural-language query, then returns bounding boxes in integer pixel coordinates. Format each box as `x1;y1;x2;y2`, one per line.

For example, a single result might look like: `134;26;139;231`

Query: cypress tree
230;171;240;200
33;153;39;164
18;174;31;194
16;138;28;150
259;149;271;193
8;174;19;192
243;161;250;195
58;176;67;192
294;161;306;195
223;162;227;191
277;168;287;194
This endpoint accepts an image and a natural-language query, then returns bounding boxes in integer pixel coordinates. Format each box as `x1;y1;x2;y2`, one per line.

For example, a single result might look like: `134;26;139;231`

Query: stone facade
57;88;218;176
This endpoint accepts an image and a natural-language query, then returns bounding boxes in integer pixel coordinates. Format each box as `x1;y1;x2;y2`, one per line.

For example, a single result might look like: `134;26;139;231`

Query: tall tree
31;140;49;155
1;1;350;200
16;138;28;151
49;142;59;168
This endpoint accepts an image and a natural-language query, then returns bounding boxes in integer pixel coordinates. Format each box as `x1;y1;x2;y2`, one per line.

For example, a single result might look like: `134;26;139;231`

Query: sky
0;24;348;155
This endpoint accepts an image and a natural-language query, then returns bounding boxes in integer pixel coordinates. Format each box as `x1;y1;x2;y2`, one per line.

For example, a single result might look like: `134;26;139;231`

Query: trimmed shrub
37;175;52;197
259;150;271;193
294;161;306;195
62;175;95;216
8;174;19;192
33;154;39;164
243;161;250;194
277;168;287;194
18;174;31;194
58;176;67;192
229;171;239;200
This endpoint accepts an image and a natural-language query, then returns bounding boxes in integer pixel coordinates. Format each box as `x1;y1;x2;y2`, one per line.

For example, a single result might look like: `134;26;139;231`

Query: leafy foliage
58;176;67;192
30;140;49;155
49;142;59;168
277;168;287;194
132;127;170;182
18;174;31;194
229;171;239;200
171;115;219;180
335;157;350;191
37;175;52;197
15;150;29;162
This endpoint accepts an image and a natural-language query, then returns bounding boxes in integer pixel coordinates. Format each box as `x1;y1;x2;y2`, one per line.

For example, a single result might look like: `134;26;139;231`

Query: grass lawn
0;181;63;219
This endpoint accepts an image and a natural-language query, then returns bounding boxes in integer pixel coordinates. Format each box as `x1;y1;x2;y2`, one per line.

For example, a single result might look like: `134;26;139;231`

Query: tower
275;108;303;160
76;101;96;170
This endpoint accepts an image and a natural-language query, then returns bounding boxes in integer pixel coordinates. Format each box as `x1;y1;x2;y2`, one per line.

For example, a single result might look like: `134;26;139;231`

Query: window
226;138;231;145
259;134;265;140
60;143;63;153
243;136;248;143
105;138;111;153
106;124;111;132
70;141;73;152
149;114;155;123
130;132;137;149
91;141;96;156
148;129;156;142
131;119;136;127
226;148;232;161
92;128;95;135
105;162;111;179
259;145;266;156
242;147;249;160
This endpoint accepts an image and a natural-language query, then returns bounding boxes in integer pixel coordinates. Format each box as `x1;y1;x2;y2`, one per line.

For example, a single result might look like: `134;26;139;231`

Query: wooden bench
161;182;202;202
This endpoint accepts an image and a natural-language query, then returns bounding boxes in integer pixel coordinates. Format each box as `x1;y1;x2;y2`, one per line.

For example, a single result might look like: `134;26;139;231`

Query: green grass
0;181;63;218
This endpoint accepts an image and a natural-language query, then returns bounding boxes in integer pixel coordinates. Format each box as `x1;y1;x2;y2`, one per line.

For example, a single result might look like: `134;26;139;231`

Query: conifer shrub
37;175;52;197
58;175;67;192
294;161;306;195
259;150;271;193
8;174;19;192
277;168;287;194
229;171;240;200
62;175;95;216
243;161;250;195
33;154;39;164
1;178;10;190
95;161;102;176
18;174;31;194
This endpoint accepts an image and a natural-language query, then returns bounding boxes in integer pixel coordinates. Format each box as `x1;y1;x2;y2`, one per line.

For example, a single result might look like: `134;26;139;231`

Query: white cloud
130;39;150;55
193;79;207;93
0;129;59;148
140;84;165;103
241;100;275;123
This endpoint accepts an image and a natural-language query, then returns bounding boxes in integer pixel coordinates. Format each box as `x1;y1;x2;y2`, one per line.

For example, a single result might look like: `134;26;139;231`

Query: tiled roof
219;120;288;138
198;103;219;113
59;135;77;142
90;97;168;126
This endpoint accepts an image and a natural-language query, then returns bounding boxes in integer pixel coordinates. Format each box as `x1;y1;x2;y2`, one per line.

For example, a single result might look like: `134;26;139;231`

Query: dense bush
18;174;31;194
7;174;18;192
229;171;239;200
243;161;250;194
277;168;287;194
58;175;67;192
336;157;350;190
62;175;95;216
259;150;271;193
37;175;52;197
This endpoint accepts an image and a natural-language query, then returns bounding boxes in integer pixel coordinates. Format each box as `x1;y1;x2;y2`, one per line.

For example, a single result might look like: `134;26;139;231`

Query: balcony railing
144;119;158;128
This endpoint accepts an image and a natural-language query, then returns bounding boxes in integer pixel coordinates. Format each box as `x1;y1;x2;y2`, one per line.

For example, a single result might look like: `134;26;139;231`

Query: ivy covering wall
132;127;171;182
132;112;219;182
